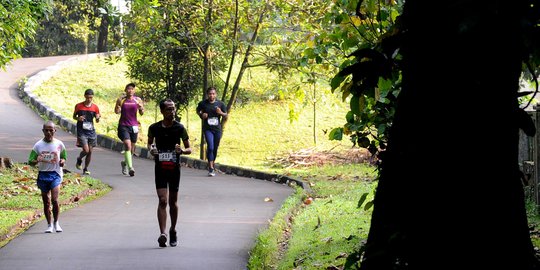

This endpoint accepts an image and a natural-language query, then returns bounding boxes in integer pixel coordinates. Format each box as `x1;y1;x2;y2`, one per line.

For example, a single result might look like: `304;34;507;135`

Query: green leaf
331;74;345;91
328;127;343;141
357;192;369;208
364;200;374;211
358;136;370;148
350;95;361;116
346;111;355;124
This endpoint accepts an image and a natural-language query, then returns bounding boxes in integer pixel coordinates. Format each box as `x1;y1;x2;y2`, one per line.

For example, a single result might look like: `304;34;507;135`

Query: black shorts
77;134;97;147
155;162;180;191
117;125;138;142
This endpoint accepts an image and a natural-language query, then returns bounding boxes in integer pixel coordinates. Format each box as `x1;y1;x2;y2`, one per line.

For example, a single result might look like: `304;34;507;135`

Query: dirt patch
268;147;376;169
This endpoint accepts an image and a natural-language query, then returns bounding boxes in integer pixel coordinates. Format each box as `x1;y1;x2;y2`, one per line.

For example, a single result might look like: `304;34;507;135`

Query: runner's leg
204;130;215;170
157;188;168;234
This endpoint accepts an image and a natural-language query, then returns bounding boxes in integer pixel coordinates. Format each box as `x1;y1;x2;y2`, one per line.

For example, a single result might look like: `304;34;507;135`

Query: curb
16;53;312;193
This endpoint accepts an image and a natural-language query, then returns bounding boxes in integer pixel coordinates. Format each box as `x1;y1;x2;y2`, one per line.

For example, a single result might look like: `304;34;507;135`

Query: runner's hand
175;144;183;154
150;144;158;156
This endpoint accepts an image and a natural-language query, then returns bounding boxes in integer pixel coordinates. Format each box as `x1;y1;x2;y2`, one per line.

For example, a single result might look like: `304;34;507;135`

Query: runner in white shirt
28;121;67;233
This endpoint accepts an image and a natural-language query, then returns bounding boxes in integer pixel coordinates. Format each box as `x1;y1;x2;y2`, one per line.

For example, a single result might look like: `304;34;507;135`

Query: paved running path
0;55;293;270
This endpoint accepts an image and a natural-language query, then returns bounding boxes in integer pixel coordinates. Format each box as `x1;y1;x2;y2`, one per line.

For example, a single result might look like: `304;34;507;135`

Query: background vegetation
32;57;357;172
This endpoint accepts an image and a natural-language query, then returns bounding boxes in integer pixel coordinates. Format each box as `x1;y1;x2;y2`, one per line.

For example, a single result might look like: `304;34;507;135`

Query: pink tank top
119;97;139;126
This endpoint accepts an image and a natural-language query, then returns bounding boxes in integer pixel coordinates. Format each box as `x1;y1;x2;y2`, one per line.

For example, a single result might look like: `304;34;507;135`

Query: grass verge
248;163;377;269
0;163;111;247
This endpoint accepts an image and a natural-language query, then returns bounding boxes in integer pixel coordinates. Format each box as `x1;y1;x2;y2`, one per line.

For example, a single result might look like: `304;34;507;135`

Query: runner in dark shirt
148;99;191;247
196;86;227;176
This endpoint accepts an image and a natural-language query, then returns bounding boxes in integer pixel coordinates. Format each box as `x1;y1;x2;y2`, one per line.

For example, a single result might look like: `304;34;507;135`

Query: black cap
84;89;94;96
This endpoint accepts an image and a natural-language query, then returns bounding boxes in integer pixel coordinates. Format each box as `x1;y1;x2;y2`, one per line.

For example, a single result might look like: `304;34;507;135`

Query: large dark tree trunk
97;17;109;53
360;1;539;269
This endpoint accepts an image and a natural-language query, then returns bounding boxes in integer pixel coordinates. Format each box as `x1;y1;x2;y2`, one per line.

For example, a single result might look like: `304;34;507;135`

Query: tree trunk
97;16;109;53
221;0;239;101
360;1;539;269
200;0;213;160
200;44;210;160
223;1;268;128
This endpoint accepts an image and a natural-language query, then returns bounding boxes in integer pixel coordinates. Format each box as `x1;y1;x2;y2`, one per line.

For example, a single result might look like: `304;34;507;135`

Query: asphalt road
0;55;293;270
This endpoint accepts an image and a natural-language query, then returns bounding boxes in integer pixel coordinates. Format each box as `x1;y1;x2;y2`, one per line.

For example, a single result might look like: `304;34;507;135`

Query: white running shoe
54;221;63;232
45;224;53;233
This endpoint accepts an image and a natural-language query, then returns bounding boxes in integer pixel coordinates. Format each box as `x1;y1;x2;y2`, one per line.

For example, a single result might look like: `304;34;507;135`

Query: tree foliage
123;0;218;114
0;0;51;68
23;0;122;57
298;0;404;158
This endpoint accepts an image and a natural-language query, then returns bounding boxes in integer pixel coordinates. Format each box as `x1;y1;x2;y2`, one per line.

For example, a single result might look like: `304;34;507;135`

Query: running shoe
208;169;216;177
83;169;90;175
45;224;53;233
121;161;128;175
169;229;177;247
76;157;82;170
158;233;167;247
129;167;135;177
54;221;63;232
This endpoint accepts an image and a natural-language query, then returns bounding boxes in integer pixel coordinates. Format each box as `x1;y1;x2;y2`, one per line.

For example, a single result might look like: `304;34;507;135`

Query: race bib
208;117;219;126
82;122;93;130
132;125;139;133
42;153;54;162
158;152;175;162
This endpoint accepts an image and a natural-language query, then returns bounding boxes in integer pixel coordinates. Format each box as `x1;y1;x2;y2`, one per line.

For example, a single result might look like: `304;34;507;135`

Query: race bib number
208;117;219;126
42;153;54;162
158;152;174;162
132;125;139;133
82;122;93;130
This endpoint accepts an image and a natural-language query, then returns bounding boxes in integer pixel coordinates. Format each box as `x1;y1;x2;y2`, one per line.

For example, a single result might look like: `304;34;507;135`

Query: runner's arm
28;150;39;166
180;139;192;155
136;97;144;115
114;98;122;114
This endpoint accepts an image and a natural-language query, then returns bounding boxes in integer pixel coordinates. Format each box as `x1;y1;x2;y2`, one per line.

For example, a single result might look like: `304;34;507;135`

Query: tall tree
95;0;121;52
124;0;205;113
23;0;122;57
0;0;51;67
358;1;540;269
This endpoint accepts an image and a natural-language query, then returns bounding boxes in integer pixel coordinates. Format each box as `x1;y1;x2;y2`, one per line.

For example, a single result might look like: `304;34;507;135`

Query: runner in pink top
115;83;144;177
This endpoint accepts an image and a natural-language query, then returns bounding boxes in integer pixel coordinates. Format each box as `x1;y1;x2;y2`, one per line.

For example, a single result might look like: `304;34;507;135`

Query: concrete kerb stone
16;53;312;193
